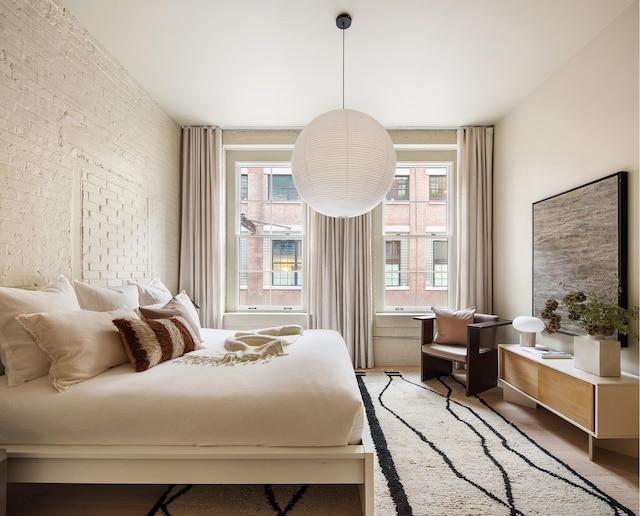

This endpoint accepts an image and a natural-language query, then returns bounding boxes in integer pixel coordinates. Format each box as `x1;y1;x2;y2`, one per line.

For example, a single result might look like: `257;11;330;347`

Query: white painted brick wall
0;0;181;289
80;166;148;286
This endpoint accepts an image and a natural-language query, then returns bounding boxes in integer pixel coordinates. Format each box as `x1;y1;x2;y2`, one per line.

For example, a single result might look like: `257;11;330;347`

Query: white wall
494;2;639;374
0;0;181;290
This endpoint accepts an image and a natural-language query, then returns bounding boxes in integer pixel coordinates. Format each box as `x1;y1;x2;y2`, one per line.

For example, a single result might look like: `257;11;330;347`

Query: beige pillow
17;309;138;392
113;316;200;372
139;291;203;342
432;306;476;345
73;281;139;312
0;276;81;386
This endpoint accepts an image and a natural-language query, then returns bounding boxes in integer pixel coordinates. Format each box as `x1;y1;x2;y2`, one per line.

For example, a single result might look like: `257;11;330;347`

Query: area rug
148;372;635;515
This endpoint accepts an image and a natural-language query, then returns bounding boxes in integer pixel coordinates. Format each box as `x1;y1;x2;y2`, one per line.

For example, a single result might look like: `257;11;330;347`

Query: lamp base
519;332;536;347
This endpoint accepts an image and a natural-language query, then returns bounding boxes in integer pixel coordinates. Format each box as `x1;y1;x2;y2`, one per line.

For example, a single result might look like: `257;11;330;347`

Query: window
269;173;299;201
385;240;401;286
238;237;247;287
386;175;410;201
235;164;304;310
429;174;447;201
240;174;248;201
381;163;452;311
430;240;448;288
272;239;302;286
384;237;409;287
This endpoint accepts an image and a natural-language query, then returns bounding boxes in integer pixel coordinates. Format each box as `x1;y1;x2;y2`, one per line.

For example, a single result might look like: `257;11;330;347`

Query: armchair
414;311;512;396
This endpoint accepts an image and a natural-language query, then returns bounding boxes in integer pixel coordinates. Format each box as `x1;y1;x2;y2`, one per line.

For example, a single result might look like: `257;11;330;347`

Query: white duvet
0;329;364;447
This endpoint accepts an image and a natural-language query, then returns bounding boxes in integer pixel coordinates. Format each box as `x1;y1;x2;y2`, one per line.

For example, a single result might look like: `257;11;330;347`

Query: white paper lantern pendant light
291;13;397;218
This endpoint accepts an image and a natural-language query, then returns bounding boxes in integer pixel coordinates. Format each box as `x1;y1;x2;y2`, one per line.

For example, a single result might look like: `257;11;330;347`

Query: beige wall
0;0;181;290
493;2;639;374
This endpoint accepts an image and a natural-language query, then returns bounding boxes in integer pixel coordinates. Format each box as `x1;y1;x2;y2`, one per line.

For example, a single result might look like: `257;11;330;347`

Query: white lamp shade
512;316;545;333
513;316;545;347
291;109;397;218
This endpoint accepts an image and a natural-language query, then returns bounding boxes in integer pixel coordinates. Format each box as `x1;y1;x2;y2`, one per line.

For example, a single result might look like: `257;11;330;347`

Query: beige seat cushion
422;343;493;362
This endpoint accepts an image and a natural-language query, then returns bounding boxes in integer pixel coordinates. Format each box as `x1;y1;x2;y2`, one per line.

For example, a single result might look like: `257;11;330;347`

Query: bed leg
358;451;374;516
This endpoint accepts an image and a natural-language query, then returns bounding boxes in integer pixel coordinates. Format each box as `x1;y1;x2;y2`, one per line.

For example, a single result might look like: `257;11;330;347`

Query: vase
573;335;621;377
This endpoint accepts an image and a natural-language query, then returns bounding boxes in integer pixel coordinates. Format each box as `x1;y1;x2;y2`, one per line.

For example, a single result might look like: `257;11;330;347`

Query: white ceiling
60;0;634;129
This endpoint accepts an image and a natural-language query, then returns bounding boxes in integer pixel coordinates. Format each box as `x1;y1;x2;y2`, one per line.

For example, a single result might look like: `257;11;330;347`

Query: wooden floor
482;386;639;514
5;379;639;515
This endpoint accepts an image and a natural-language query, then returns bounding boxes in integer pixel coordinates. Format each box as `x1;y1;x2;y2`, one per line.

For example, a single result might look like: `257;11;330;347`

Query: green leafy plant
540;283;639;339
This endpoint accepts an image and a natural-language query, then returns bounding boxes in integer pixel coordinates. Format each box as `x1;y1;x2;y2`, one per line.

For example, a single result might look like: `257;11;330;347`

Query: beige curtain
306;209;374;368
179;127;224;328
456;127;494;313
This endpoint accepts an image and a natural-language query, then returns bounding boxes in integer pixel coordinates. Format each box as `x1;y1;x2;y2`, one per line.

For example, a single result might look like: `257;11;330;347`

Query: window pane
385;263;401;287
386;176;410;201
382;164;451;311
237;166;303;309
240;174;248;201
238;236;247;287
431;240;448;288
429;175;447;201
272;239;302;286
269;175;300;201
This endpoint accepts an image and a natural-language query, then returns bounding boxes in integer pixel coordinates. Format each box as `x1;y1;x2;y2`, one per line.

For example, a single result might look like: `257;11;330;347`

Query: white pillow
132;277;173;306
0;276;81;386
17;309;138;392
139;291;203;342
73;281;139;311
173;291;203;334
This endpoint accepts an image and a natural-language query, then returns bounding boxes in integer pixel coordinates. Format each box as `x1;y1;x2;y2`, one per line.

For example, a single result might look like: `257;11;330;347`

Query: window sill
375;312;429;328
223;311;309;329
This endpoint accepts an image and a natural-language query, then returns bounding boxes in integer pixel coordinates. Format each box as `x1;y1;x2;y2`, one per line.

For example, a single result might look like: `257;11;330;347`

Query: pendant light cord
336;13;351;110
342;27;345;109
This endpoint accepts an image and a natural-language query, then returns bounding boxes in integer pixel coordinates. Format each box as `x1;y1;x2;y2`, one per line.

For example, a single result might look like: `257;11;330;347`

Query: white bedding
0;328;364;447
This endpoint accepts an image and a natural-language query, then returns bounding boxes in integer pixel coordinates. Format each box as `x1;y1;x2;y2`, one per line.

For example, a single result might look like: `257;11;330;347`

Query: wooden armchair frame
414;315;512;396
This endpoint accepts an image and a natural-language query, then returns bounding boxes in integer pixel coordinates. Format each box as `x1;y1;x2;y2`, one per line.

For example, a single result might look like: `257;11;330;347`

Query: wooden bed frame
4;438;374;515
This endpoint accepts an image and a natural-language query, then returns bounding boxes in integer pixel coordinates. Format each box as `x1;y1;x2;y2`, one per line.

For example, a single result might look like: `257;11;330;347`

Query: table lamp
512;316;545;347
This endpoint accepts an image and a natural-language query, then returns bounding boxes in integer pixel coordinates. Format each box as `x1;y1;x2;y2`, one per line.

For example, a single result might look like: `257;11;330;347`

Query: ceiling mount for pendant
336;13;351;30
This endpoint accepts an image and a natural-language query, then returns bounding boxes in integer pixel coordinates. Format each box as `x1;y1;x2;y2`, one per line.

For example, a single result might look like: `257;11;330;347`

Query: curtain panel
179;127;224;328
456;127;494;313
306;209;374;368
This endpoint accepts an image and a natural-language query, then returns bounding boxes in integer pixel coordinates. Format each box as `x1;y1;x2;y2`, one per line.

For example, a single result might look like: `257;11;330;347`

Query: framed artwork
532;171;629;346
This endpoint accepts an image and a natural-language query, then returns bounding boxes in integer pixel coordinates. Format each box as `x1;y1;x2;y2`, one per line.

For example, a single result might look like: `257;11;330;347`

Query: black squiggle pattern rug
148;372;636;515
358;372;636;516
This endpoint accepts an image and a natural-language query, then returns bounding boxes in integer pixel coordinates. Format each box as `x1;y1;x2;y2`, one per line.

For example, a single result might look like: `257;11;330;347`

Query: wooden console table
499;344;639;460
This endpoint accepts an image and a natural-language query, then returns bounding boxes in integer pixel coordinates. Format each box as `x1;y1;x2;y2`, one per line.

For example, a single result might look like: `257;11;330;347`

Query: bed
0;278;373;515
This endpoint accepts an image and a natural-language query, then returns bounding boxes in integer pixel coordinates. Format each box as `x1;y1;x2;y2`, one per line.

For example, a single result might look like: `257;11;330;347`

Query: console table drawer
501;349;538;397
501;349;595;430
538;366;594;431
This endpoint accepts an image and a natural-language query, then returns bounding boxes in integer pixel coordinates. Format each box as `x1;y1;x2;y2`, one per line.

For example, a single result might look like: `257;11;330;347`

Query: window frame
225;150;306;313
374;155;456;314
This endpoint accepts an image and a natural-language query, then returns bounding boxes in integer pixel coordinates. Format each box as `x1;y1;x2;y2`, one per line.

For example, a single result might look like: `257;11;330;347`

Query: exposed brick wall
79;165;148;284
0;0;181;288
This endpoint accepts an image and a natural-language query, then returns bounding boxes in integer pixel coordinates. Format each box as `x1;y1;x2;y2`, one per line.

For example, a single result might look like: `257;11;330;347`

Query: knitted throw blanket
177;325;303;366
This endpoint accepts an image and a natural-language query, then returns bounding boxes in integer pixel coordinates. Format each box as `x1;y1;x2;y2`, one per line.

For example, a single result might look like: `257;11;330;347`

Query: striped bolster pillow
113;316;200;372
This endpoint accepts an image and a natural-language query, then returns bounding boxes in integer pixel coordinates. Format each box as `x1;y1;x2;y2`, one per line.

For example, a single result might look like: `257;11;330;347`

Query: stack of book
521;347;572;359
